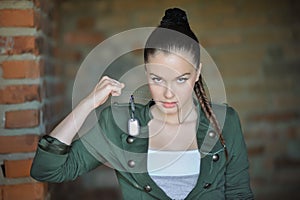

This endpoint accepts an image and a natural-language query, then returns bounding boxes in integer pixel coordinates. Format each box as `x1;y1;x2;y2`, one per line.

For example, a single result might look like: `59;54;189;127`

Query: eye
151;77;163;83
177;77;188;83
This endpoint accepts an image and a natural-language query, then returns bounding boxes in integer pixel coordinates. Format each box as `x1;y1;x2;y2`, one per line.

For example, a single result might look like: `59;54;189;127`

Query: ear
195;62;202;82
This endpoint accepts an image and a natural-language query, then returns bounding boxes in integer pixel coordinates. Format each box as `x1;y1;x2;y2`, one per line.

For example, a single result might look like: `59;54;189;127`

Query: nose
163;85;175;99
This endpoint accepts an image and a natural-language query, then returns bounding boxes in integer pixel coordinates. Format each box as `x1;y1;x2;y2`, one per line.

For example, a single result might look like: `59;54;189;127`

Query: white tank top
147;149;201;199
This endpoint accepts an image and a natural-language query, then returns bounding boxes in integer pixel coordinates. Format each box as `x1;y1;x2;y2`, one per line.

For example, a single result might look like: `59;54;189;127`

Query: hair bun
160;8;189;28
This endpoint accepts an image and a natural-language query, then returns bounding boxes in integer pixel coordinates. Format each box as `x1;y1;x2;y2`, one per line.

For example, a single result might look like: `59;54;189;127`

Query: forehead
146;52;196;76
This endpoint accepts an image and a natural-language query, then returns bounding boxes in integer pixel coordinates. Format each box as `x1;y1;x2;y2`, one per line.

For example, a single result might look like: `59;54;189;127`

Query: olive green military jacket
31;101;254;200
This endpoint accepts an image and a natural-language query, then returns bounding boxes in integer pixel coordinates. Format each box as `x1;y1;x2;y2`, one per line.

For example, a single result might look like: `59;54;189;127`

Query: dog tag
128;118;140;136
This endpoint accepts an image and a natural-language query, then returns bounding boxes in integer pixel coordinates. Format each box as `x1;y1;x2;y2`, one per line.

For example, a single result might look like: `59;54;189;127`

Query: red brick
248;111;299;123
221;16;268;29
52;17;60;40
228;97;269;115
274;157;300;169
54;48;82;62
64;64;78;78
0;36;14;54
5;110;39;129
53;63;63;76
112;0;158;12
7;36;38;55
201;34;242;47
1;182;47;200
4;159;33;178
239;1;287;15
0;85;40;104
1;60;43;79
0;135;39;153
248;145;265;156
64;31;105;45
214;48;265;66
219;63;260;78
286;126;300;139
76;17;95;30
33;0;41;8
244;29;292;45
34;10;42;30
272;95;300;111
0;9;35;27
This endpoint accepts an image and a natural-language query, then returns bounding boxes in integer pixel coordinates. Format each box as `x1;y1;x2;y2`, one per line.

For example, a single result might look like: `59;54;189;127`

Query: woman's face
145;51;201;115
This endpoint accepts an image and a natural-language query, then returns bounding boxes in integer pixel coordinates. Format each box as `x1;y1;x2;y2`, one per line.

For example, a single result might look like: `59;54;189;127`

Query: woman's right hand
86;76;125;110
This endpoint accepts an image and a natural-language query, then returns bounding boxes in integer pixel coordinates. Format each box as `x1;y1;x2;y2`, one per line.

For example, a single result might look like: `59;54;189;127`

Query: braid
194;75;228;160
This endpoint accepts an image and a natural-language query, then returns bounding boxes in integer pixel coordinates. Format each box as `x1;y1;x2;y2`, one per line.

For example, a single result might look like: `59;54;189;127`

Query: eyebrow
149;72;191;78
176;73;191;78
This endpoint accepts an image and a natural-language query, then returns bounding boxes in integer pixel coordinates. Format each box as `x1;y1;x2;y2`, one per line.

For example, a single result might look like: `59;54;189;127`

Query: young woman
31;8;254;200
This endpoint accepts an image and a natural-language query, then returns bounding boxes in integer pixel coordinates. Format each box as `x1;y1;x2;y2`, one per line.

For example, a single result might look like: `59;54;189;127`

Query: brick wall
0;0;63;200
1;0;299;199
56;1;300;199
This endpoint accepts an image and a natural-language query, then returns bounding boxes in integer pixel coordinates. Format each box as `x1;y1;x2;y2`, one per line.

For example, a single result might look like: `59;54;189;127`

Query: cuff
38;135;71;155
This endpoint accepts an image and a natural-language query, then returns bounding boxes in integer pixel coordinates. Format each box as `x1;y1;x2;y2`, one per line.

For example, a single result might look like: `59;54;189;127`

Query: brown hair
144;8;228;159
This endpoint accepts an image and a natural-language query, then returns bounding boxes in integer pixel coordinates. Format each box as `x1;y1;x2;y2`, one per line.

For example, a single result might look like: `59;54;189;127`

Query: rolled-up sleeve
31;136;102;183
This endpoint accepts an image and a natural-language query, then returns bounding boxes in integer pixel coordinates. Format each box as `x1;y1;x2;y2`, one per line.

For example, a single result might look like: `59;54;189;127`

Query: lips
162;101;177;108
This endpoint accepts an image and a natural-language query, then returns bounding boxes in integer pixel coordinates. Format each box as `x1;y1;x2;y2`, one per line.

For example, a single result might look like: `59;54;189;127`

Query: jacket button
126;136;135;144
144;185;152;192
127;160;135;168
212;154;219;162
203;183;212;189
208;130;216;138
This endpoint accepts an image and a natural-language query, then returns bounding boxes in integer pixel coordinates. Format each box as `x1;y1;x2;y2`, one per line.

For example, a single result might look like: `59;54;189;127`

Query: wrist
79;97;95;113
